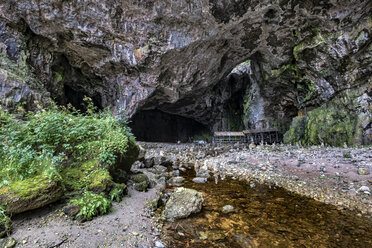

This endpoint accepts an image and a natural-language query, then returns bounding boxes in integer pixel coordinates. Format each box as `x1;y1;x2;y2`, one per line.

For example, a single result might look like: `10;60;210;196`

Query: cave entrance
50;54;104;112
63;84;103;112
129;109;210;143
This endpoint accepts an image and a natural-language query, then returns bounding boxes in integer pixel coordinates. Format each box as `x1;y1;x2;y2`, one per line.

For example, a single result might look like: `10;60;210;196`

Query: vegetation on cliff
284;87;369;146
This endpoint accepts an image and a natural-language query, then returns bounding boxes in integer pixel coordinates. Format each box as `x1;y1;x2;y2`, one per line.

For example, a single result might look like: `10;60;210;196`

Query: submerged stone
222;205;235;214
154;241;166;248
163;187;204;221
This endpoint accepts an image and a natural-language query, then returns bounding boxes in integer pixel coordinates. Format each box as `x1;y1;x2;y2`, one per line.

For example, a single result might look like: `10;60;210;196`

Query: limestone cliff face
0;0;371;144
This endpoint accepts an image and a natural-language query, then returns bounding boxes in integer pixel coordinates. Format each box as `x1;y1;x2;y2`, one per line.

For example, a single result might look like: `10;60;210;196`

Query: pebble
192;177;207;183
358;186;370;192
222;205;235;213
155;241;166;248
358;168;369;175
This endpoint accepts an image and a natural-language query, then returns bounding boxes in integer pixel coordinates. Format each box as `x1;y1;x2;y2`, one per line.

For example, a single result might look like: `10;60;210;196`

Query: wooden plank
214;131;245;137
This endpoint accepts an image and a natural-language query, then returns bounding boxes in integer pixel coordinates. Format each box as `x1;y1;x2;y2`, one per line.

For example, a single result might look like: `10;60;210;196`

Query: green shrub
70;191;111;220
193;132;213;141
0;98;133;187
110;185;126;202
343;152;352;158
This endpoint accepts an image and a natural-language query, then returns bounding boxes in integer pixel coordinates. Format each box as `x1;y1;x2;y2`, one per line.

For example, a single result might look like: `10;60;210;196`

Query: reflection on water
163;170;372;247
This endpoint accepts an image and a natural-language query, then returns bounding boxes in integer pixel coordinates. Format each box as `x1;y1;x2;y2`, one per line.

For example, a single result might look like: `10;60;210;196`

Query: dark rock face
0;0;371;144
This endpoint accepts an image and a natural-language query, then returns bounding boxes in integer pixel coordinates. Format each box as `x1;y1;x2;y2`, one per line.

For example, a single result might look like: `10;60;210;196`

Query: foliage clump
0;98;132;187
284;105;360;146
69;191;111;220
0;98;134;220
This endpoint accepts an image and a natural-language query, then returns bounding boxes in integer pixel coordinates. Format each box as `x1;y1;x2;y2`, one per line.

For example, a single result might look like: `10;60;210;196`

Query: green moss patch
284;106;361;146
0;175;64;214
61;160;113;193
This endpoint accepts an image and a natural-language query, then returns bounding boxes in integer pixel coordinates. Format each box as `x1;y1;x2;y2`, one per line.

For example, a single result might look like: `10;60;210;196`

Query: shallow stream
163;170;372;247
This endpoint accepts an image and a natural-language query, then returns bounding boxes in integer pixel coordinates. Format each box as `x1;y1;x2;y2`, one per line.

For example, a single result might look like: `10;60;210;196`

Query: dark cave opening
129;109;210;143
221;73;249;131
63;85;103;112
49;54;104;112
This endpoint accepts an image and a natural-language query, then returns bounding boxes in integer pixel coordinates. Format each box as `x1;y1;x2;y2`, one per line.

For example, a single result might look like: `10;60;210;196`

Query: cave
63;84;103;112
49;54;104;112
129;109;210;143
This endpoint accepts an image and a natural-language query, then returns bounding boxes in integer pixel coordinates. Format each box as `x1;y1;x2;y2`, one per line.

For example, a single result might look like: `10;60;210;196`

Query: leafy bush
0;206;10;225
343;152;352;158
0;98;132;187
70;192;111;220
110;187;124;202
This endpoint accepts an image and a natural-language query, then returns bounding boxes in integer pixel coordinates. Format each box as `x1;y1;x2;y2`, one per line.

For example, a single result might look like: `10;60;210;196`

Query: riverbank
10;187;162;248
141;142;372;215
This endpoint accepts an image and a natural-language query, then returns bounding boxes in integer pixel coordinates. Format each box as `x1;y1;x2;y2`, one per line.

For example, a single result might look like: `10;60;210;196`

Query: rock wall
0;0;371;144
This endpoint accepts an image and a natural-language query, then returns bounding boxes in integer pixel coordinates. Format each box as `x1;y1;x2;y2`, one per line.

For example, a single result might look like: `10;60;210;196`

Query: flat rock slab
192;177;207;184
163;187;204;221
0;175;64;214
168;177;185;185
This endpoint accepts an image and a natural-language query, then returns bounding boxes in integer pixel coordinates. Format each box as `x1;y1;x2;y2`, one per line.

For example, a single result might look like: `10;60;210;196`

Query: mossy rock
130;173;150;192
0;175;64;214
61;160;113;193
134;181;148;192
111;138;140;174
284;104;361;146
0;237;16;248
283;116;307;144
86;169;113;193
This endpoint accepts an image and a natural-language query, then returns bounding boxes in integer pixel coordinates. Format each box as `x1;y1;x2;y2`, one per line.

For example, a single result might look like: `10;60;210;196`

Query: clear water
163;170;372;247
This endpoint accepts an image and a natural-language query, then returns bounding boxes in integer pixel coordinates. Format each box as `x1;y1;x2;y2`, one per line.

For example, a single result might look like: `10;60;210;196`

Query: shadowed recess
129;109;210;143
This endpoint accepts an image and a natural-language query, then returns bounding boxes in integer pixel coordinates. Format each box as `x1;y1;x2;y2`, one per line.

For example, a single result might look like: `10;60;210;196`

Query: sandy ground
11;187;162;248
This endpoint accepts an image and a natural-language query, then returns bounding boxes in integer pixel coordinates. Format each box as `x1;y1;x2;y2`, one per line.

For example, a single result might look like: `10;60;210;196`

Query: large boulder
129;173;150;192
110;138;140;183
163;187;204;221
61;160;114;193
0;175;64;214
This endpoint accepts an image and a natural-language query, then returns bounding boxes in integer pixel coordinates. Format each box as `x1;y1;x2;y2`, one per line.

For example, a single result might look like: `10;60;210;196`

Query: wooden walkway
243;129;281;144
213;129;282;144
214;131;246;144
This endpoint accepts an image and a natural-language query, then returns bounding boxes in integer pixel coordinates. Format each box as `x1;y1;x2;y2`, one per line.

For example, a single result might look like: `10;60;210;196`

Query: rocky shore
141;142;372;215
4;142;371;248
